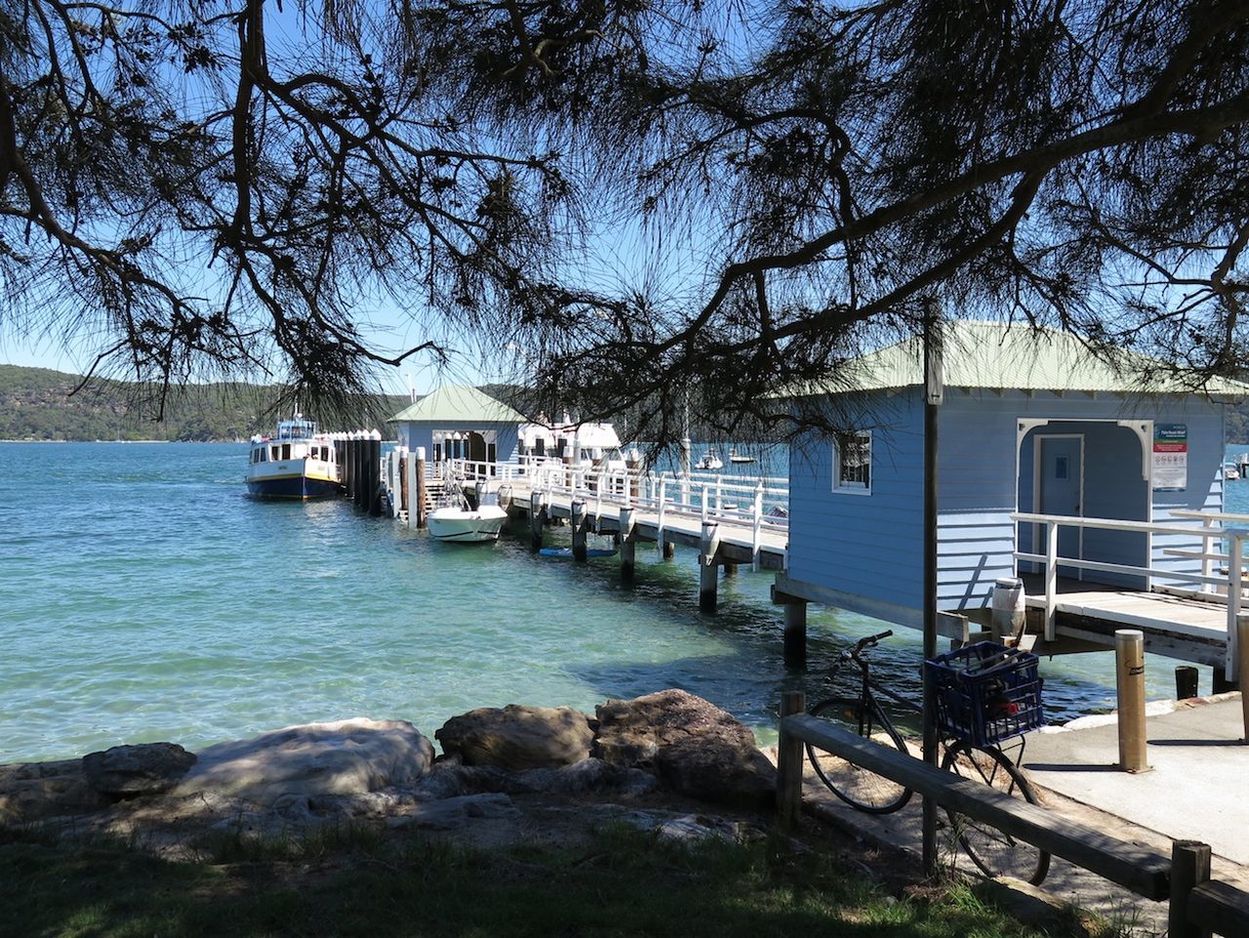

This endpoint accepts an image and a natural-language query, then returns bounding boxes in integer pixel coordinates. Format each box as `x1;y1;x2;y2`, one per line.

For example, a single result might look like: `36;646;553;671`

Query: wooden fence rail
778;696;1249;937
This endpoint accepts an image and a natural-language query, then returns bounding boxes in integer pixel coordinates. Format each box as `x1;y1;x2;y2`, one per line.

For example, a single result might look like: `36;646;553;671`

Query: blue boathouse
389;385;526;469
774;321;1246;637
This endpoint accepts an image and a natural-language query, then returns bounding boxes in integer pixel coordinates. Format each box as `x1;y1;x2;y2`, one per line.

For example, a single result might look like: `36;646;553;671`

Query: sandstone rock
386;793;520;831
82;743;197;797
435;705;594;770
594;689;776;809
0;759;103;822
173;718;434;808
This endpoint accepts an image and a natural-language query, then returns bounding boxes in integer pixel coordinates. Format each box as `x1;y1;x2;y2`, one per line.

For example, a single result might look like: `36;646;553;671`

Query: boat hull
427;506;508;542
246;473;342;500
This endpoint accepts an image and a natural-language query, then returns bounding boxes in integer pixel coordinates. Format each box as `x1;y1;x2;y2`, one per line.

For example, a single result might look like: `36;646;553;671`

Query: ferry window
271;446;280;461
282;444;291;460
832;431;871;494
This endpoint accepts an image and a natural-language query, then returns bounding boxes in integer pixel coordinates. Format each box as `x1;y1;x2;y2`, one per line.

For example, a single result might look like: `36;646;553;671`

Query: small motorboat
728;449;756;464
696;449;723;471
427;491;508;543
1224;463;1241;482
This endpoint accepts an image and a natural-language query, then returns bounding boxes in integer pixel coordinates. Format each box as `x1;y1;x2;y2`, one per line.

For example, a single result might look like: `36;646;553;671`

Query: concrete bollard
1115;629;1149;773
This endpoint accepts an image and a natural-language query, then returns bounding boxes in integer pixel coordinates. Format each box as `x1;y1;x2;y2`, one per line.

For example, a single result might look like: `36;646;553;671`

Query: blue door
1039;436;1083;578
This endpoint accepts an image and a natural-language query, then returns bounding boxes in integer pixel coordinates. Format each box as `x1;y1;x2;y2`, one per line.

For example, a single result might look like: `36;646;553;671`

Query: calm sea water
0;442;1238;763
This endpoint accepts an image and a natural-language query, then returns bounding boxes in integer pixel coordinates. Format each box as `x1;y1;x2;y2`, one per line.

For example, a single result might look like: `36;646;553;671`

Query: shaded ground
0;787;1118;938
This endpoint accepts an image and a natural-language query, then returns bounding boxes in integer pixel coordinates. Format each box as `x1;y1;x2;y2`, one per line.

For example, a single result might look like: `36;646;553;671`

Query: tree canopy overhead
2;1;1247;436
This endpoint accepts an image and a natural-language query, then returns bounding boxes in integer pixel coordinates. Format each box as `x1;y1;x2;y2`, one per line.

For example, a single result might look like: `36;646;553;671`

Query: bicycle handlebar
854;629;893;653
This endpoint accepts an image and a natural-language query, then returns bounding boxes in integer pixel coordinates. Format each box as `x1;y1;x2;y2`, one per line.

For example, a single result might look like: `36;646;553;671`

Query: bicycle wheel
806;696;913;814
940;741;1051;884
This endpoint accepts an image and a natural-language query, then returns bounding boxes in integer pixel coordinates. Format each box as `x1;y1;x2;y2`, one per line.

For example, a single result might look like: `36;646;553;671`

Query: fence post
776;691;806;831
1226;532;1245;690
1169;840;1212;938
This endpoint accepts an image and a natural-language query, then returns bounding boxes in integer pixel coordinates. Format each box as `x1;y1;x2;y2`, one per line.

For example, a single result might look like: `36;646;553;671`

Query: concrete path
1023;693;1249;864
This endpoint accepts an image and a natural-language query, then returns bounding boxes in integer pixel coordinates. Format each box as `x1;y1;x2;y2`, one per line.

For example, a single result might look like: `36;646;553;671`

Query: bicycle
805;630;1051;885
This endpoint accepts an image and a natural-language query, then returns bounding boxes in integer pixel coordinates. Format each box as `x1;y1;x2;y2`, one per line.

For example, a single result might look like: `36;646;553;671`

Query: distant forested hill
0;366;407;441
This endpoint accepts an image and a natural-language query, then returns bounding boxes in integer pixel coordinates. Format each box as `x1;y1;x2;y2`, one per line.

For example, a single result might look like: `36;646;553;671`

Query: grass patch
0;822;1107;937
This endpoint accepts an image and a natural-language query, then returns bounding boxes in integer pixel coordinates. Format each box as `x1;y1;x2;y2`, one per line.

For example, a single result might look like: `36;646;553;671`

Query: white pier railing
1011;509;1249;680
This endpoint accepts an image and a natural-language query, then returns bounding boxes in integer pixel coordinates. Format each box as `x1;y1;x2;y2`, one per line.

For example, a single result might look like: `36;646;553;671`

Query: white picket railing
439;456;789;565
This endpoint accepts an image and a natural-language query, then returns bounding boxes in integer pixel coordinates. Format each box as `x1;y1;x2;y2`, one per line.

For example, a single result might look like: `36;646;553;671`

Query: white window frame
832;431;872;495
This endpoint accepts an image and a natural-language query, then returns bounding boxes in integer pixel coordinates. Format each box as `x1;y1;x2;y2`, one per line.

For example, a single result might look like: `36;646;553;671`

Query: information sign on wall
1152;423;1188;491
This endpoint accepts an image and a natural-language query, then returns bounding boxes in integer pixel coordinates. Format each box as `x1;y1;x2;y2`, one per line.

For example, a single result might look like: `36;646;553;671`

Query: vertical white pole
1045;520;1058;641
1229;533;1244;686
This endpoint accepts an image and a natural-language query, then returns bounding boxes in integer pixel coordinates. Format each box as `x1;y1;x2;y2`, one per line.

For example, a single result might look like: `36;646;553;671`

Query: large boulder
435;705;594;770
594;689;776;809
173;718;434;808
0;759;104;822
82;743;197;797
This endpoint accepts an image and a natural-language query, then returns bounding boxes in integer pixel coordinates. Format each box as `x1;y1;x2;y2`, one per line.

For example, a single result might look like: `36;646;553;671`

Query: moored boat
696;449;723;471
246;415;342;499
427;502;509;542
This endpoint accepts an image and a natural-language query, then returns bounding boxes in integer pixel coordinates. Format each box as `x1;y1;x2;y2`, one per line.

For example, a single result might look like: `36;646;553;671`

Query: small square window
833;431;872;495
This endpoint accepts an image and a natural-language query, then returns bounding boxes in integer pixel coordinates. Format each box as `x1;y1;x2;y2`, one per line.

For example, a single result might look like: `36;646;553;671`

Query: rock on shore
0;690;775;845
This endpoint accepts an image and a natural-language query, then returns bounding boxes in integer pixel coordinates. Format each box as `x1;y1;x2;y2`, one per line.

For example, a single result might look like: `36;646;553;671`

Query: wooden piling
529;491;544;551
414;447;428;528
1169;840;1212;938
619;506;636;582
367;437;382;516
571;500;588;562
776;691;806;831
722;562;737;578
699;521;720;612
662;540;675;560
1115;629;1149;773
783;602;808;668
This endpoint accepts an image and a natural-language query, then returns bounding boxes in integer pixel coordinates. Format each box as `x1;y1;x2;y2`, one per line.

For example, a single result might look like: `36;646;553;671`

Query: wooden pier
363;446;1247;683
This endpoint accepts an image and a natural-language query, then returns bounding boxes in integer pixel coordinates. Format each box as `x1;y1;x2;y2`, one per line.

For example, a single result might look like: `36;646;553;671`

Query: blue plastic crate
924;642;1044;747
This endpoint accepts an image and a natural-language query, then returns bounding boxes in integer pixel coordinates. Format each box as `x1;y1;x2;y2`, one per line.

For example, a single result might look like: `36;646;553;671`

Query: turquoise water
0;442;1231;763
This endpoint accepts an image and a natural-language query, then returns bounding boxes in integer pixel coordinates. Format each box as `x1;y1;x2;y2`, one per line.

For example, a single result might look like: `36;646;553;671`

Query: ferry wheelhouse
246;416;342;500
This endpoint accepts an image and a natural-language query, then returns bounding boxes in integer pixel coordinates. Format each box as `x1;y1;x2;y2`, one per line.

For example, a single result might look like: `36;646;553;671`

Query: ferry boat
517;415;629;473
246;415;342;499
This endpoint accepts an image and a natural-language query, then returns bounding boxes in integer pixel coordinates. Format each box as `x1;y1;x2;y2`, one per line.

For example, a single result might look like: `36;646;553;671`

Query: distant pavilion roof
781;321;1249;399
388;385;527;424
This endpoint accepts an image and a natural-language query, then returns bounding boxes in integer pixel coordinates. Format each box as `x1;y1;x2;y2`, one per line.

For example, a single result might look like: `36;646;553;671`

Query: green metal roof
782;321;1249;398
389;385;527;424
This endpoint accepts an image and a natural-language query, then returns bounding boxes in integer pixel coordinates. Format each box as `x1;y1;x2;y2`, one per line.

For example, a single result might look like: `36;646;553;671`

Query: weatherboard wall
394;420;520;466
786;388;1226;623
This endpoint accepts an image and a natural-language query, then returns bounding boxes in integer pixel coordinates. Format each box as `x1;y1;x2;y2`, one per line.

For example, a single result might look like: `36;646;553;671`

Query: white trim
831;431;872;495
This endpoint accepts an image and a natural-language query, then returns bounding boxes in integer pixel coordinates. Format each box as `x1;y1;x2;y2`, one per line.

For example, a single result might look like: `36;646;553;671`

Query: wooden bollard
529;491;545;552
1115;629;1150;772
784;602;808;669
619;506;636;581
414;448;428;528
776;690;806;831
571;500;588;562
398;454;408;518
1168;840;1212;938
699;521;720;613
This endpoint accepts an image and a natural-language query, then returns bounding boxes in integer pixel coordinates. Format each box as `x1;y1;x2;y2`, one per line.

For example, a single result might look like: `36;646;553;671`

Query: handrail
1010;510;1243;679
